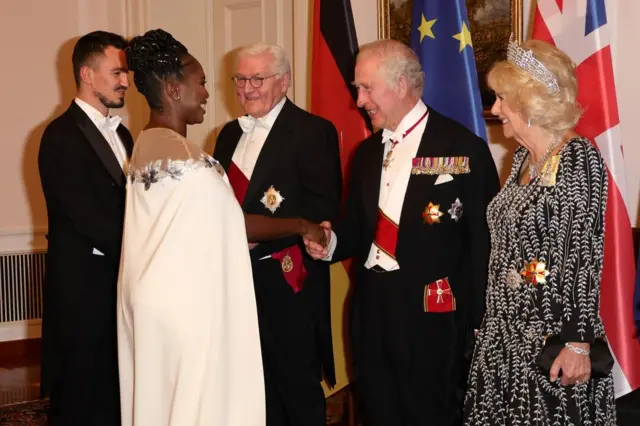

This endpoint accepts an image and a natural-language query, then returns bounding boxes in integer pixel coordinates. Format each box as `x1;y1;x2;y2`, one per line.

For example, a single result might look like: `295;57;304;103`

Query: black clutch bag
536;335;614;378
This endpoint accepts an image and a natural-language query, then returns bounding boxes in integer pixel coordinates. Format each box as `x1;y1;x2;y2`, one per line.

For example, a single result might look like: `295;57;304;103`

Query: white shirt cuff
323;230;338;261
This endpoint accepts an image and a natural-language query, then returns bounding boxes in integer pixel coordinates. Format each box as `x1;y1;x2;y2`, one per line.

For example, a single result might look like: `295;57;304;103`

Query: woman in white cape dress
117;30;264;425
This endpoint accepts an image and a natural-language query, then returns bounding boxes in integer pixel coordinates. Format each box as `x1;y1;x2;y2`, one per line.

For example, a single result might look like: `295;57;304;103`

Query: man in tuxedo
213;42;342;426
305;39;501;426
38;31;133;426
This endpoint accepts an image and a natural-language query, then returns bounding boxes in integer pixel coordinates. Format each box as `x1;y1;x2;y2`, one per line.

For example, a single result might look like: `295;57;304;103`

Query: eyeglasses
231;74;278;88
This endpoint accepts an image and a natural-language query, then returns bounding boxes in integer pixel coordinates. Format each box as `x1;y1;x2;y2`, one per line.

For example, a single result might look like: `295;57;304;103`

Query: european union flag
410;0;487;140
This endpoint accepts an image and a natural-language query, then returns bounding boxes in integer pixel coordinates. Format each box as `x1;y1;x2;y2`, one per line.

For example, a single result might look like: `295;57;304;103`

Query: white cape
117;128;265;426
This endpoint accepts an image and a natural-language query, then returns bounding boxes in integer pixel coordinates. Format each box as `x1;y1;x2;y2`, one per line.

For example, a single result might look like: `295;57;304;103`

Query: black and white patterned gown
463;138;616;425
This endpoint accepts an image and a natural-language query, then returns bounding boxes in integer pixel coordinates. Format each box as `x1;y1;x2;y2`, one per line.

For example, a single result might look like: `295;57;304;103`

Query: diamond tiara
506;34;560;95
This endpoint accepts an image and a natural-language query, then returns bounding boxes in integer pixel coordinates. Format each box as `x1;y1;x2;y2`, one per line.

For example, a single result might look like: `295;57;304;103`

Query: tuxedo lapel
362;133;385;229
69;102;125;186
116;125;134;159
243;100;294;206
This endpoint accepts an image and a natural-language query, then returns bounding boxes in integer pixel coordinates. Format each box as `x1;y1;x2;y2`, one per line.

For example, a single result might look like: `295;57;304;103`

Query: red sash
227;161;307;293
228;161;249;205
373;208;399;259
272;246;307;293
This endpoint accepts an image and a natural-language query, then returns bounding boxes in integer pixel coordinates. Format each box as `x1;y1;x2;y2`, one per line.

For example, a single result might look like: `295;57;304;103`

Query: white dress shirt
232;97;287;178
325;100;429;269
232;97;286;260
75;97;128;170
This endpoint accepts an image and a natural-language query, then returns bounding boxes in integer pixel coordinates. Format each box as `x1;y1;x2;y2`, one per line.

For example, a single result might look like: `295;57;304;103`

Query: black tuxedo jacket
214;98;342;385
38;101;134;396
333;108;500;332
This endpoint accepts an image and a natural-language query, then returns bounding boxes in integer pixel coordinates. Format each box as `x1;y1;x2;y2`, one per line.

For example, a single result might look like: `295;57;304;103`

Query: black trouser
253;258;326;426
351;268;468;426
48;329;120;426
47;257;121;426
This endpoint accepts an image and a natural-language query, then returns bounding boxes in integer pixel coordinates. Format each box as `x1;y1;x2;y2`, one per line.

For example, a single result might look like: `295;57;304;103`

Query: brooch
520;259;550;288
539;155;560;187
506;269;523;290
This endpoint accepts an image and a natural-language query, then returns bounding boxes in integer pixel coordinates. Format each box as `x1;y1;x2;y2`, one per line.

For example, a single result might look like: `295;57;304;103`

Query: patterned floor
0;397;352;426
0;399;48;425
0;364;354;426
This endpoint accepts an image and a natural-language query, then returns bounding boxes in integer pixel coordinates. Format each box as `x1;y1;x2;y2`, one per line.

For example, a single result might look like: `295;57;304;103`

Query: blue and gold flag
410;0;487;140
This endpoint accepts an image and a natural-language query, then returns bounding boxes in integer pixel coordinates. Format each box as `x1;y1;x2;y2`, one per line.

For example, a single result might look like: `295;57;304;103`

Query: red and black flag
311;0;372;180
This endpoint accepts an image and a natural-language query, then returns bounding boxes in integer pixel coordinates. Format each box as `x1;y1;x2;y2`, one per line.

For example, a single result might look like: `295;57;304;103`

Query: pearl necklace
528;136;562;180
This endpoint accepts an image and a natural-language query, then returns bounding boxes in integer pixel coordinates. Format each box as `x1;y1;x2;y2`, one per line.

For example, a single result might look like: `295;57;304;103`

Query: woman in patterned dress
463;39;616;425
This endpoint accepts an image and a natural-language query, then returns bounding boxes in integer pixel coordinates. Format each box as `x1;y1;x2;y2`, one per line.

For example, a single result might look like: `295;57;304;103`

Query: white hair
358;39;424;97
236;42;292;84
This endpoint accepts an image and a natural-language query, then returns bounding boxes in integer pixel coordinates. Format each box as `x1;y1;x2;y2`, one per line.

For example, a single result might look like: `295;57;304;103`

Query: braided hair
126;29;189;110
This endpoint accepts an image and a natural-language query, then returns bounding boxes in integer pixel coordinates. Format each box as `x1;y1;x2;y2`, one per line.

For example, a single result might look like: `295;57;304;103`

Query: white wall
0;0;232;253
0;0;131;253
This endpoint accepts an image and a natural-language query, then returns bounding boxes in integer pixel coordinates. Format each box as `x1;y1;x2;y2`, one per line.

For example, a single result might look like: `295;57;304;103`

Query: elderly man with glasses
213;42;342;426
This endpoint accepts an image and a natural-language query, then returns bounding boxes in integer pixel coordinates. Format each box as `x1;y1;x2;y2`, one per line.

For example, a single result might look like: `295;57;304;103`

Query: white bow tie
99;115;122;132
381;128;403;144
238;115;270;133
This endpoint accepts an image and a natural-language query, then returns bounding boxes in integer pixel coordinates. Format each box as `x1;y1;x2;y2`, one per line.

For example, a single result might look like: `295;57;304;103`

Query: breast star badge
520;259;550;288
261;186;285;214
422;202;443;224
448;198;463;222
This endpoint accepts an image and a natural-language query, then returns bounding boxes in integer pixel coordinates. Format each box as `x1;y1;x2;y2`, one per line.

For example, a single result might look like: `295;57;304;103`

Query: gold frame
377;0;523;119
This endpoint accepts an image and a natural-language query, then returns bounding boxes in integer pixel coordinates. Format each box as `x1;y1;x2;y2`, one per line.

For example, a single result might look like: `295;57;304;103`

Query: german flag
311;0;371;182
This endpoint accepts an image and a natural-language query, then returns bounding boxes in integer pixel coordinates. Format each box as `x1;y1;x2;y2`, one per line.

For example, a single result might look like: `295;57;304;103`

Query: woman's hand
550;342;591;386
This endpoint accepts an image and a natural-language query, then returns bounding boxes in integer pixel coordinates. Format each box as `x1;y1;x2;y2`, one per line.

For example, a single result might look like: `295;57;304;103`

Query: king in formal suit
38;31;133;426
305;39;501;426
213;42;342;426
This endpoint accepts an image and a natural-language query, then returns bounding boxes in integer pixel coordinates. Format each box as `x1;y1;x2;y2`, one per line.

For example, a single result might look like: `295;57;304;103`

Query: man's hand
304;221;332;259
300;219;327;247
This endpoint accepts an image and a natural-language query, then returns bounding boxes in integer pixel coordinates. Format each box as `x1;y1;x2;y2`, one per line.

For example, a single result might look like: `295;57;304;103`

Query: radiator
0;252;45;341
0;384;40;407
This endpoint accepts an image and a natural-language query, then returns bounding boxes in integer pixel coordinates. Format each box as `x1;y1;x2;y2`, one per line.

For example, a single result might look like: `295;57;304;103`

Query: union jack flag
533;0;640;397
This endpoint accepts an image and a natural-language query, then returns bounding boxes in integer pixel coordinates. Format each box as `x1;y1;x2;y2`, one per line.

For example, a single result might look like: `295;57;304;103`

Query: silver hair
358;39;424;97
236;42;292;84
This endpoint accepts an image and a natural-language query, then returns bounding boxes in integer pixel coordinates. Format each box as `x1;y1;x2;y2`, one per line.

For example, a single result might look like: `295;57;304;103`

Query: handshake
301;220;332;260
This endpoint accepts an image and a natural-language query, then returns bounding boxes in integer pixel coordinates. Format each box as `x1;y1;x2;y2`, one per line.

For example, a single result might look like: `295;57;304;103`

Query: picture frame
377;0;523;119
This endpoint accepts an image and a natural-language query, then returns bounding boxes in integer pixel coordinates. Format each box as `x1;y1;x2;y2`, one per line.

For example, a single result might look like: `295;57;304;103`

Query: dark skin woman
127;29;326;245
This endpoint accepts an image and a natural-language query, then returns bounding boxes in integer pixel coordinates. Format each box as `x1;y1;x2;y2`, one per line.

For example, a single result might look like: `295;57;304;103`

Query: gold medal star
452;21;473;53
417;14;437;43
422;202;443;225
